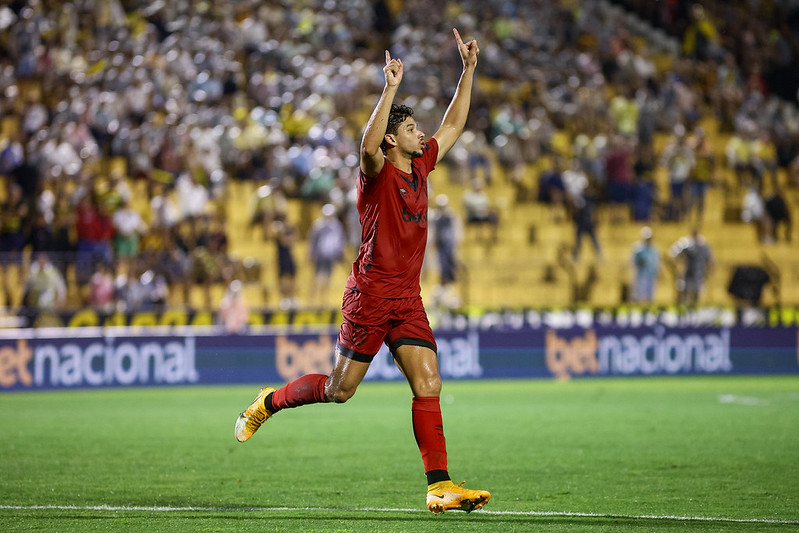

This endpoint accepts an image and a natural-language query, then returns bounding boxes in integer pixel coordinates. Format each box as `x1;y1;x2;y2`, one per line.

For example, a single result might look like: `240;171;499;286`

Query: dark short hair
380;104;414;153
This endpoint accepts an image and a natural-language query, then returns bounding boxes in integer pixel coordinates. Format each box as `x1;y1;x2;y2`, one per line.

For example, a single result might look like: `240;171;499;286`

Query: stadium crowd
0;0;798;315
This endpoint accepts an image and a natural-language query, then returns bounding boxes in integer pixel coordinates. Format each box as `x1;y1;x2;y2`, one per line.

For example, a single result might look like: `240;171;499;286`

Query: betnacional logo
275;335;335;381
546;328;732;379
0;340;33;388
545;330;599;380
0;337;199;389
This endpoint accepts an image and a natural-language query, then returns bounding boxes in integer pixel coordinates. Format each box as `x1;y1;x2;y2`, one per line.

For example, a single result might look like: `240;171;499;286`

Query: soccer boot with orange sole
234;387;276;442
426;480;491;514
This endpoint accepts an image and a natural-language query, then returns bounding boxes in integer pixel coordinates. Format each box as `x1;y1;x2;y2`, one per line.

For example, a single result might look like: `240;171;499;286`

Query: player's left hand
453;28;478;68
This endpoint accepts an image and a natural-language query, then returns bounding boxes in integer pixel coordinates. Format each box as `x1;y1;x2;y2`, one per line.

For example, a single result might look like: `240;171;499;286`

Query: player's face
395;117;425;158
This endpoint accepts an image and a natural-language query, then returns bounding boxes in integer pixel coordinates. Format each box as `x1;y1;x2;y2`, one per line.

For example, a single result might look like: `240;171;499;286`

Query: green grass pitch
1;376;798;532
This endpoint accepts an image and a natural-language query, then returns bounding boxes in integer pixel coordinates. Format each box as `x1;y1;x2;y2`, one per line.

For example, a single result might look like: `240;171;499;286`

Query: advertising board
1;325;796;391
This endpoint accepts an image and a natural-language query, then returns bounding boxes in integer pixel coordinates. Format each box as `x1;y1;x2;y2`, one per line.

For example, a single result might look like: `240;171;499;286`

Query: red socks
412;396;449;480
267;384;449;484
268;373;328;412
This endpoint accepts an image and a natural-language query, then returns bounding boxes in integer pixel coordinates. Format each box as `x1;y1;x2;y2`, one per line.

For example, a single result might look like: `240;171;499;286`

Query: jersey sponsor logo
402;206;427;225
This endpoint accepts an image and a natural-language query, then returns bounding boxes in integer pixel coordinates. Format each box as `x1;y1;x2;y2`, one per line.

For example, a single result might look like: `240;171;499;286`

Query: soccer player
235;28;490;514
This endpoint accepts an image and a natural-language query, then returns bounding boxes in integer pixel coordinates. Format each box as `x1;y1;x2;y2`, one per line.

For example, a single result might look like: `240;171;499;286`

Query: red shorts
336;287;437;362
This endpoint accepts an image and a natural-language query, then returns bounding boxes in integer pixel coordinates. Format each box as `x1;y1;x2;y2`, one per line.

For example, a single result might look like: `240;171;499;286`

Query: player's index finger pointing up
453;28;463;46
385;50;391;64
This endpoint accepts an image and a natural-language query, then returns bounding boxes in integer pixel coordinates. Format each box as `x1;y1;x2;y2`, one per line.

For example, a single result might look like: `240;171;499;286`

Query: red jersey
346;138;439;299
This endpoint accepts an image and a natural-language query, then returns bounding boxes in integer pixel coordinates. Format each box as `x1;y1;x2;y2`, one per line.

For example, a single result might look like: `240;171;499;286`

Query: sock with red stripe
266;373;328;413
412;396;451;485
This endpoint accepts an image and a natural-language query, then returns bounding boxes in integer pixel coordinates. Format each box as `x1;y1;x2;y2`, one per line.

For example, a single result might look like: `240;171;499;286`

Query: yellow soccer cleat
234;387;276;442
426;480;491;514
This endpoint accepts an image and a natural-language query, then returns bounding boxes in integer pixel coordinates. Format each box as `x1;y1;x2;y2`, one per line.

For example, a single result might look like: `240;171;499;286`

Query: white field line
1;504;797;525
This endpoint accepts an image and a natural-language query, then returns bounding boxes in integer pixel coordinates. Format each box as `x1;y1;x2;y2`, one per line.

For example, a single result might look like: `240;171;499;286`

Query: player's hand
453;28;478;68
384;50;403;88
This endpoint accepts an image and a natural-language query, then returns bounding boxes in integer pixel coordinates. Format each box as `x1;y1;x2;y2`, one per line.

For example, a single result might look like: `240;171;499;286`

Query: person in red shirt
235;28;489;514
75;193;115;286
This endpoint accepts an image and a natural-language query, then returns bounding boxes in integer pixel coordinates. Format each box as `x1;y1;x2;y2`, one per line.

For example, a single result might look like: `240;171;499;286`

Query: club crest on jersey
398;187;409;198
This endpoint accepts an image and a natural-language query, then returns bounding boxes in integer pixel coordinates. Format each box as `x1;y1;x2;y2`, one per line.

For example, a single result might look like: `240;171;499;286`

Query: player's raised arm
360;50;403;178
432;28;479;163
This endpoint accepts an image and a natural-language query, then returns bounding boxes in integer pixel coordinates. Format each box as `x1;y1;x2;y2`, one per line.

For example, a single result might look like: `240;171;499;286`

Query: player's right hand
384;50;403;87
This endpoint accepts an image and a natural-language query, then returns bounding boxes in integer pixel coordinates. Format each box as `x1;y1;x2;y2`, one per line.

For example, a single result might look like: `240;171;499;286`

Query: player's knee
414;375;441;397
325;383;356;403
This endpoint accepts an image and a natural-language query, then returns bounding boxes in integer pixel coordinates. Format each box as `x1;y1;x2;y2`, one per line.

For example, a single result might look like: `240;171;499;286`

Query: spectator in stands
153;132;185;181
41;129;82;179
751;128;779;190
670;230;714;306
725;122;757;187
21;98;48;138
87;262;115;312
9;138;41;206
175;171;210;221
328;170;361;253
148;181;179;230
430;194;463;309
462;178;499;243
247;178;287;240
491;104;525;185
764;186;792;243
271;211;299;310
631;226;660;304
687;126;715;224
572;127;608;184
682;4;721;62
102;171;132;213
119;266;168;313
308;203;346;307
537;155;567;222
23;252;66;312
714;52;745;133
741;183;767;243
604;134;635;224
50;193;75;278
112;198;148;271
572;184;603;262
158;226;192;305
661;125;695;221
631;142;659;222
218;279;249;334
27;211;54;256
74;192;114;287
609;86;640;138
562;158;590;212
464;130;492;186
0;131;24;177
440;134;469;187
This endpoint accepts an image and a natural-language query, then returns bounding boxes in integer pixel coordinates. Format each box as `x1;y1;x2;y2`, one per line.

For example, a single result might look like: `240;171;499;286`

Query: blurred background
1;0;799;328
